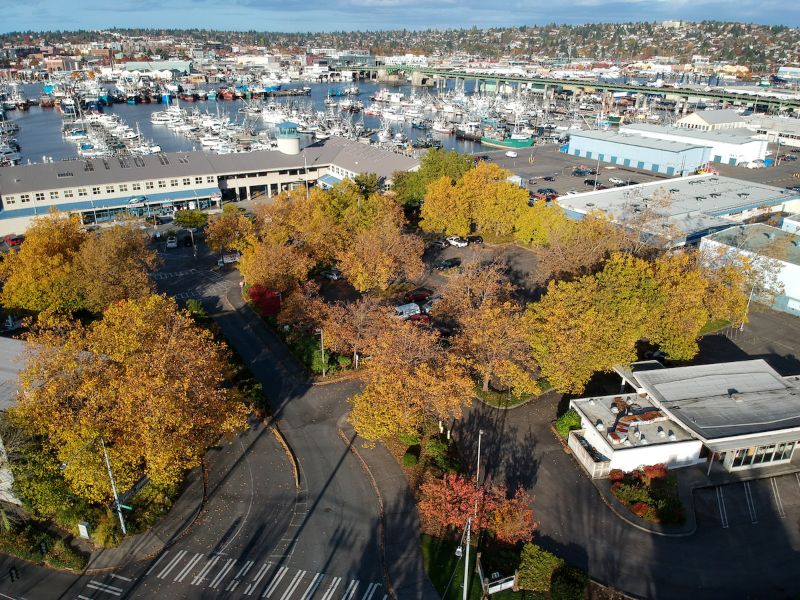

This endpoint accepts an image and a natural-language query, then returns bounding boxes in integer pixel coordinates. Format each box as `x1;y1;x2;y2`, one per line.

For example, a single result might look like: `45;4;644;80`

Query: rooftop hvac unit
640;436;649;445
658;426;666;438
610;404;619;414
668;431;677;441
596;419;604;431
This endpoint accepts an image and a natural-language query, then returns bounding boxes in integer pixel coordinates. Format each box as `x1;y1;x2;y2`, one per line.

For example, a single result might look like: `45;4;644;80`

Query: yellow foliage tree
464;162;527;238
513;200;570;247
205;204;256;254
239;240;314;293
420;175;472;237
11;295;248;503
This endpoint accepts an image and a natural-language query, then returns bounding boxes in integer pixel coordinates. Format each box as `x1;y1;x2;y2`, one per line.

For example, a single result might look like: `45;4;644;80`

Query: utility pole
476;429;484;485
100;438;127;536
462;516;472;600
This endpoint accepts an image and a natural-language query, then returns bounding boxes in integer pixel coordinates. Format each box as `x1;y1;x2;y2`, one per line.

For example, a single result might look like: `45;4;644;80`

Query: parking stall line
771;478;787;518
157;549;188;579
743;481;759;524
191;555;221;586
342;580;360;600
244;562;272;595
209;558;237;589
361;583;382;600
227;560;255;592
716;486;729;528
262;566;289;598
319;576;342;600
145;551;170;576
86;581;124;597
174;552;203;583
299;573;324;600
278;570;307;600
109;574;132;583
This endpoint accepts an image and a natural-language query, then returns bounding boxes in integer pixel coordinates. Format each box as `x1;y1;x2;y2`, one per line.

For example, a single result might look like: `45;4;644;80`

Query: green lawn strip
699;318;731;336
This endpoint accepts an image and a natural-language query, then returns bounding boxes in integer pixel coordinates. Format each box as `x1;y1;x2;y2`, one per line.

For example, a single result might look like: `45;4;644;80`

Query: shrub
612;482;651;505
397;431;421;446
424;437;455;471
631;502;651;518
402;452;419;467
248;285;281;316
185;299;208;321
642;463;669;484
609;469;625;482
43;539;87;571
91;509;123;548
336;355;352;369
517;543;564;593
554;409;581;438
551;565;589;600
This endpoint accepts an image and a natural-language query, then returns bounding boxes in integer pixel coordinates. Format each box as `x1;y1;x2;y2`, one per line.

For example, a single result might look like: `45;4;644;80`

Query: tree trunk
482;372;491;392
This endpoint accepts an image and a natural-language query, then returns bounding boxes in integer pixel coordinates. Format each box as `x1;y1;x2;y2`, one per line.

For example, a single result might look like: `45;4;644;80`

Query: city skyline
4;0;800;34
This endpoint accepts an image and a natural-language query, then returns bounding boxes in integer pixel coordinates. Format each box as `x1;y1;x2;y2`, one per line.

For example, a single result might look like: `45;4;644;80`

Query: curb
310;370;367;386
269;421;301;491
336;418;397;600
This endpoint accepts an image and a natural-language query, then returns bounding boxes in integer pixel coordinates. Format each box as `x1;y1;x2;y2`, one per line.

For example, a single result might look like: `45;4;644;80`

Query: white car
505;151;518;158
165;236;178;249
446;236;468;248
564;190;579;196
608;177;626;185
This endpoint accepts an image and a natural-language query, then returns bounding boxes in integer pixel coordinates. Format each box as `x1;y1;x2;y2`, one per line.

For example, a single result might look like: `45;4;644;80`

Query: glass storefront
731;442;796;469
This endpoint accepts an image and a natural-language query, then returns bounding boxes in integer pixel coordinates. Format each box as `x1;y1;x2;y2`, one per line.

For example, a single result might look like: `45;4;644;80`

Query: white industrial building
620;123;767;166
569;360;800;478
700;223;800;317
744;114;800;149
676;109;748;132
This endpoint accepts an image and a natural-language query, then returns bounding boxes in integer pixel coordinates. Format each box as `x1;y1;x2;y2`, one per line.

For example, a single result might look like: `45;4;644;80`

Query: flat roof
630;360;800;441
703;223;800;267
0;337;27;412
569;129;708;153
745;114;800;135
622;123;759;145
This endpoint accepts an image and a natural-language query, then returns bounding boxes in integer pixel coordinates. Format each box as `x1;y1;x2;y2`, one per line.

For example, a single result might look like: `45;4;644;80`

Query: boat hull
479;136;534;149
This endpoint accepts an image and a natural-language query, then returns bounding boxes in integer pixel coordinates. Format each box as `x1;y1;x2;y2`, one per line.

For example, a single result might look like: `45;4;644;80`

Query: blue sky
4;0;799;33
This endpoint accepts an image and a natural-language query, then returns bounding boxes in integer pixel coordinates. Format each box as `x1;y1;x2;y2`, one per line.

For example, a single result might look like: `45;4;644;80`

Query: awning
318;174;342;189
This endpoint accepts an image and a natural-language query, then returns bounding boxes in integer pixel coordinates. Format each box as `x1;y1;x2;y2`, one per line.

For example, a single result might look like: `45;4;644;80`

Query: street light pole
462;516;472;600
476;429;484;486
100;438;127;536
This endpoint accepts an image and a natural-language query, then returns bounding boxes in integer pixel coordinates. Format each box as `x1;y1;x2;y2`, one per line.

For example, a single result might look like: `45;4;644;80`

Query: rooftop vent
668;431;677;441
640;435;649;445
57;171;74;178
765;231;775;240
657;426;666;438
595;419;604;431
610;404;620;414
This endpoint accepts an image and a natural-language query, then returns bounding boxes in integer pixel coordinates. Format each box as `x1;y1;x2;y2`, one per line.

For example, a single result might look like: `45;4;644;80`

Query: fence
568;430;612;479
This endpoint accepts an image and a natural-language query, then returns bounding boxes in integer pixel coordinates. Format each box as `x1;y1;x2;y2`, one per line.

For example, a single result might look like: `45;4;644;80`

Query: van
394;303;421;320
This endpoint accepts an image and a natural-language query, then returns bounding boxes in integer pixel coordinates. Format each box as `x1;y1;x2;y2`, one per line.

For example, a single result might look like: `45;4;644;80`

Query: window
35;193;45;202
183;178;191;186
4;196;14;204
20;194;30;203
195;177;203;185
119;184;128;192
206;176;215;183
92;187;101;195
106;186;115;194
50;191;59;200
132;183;141;191
64;189;74;198
170;179;178;187
146;181;154;190
158;181;166;189
78;188;88;197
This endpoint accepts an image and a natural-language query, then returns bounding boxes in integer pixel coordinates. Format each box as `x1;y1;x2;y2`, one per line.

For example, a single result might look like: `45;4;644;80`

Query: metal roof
621;123;759;145
704;223;800;267
630;360;800;441
678;109;745;126
569;129;708;152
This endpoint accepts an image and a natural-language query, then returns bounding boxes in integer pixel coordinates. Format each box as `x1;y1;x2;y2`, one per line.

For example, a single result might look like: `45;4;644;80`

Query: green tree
517;543;564;593
173;209;208;230
393;149;473;208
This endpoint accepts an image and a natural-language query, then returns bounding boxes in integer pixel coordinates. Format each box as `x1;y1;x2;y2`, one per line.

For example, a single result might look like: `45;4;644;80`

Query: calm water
5;81;484;164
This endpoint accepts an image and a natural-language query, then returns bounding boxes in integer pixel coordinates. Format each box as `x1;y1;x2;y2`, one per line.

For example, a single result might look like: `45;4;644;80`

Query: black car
183;236;193;247
784;155;798;161
786;185;800;192
584;178;599;186
467;235;484;245
543;175;556;182
436;258;462;271
427;239;449;250
572;168;590;176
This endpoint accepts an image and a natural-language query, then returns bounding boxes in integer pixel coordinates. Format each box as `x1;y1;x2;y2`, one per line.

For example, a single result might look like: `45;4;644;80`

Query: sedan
446;236;468;248
543;175;556;182
608;176;626;185
4;234;24;247
436;258;462;271
405;288;433;303
505;151;518;158
320;268;343;281
408;313;432;325
467;235;484;245
165;236;178;249
427;239;449;250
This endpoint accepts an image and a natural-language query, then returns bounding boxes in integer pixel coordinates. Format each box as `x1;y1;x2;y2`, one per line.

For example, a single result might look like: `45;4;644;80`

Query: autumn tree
74;224;160;313
513;199;570;247
173;209;208;230
10;295;248;503
489;486;537;544
321;297;387;368
433;260;514;319
419;175;472;237
464;162;528;239
0;211;86;314
393;148;473;208
239;240;314;293
205;204;255;254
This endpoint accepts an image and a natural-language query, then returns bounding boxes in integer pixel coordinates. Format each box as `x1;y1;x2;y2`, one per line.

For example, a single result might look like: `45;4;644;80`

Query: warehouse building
557;174;800;246
745;114;800;149
676;109;747;132
700;223;800;317
0;137;419;236
620;123;767;166
568;360;800;478
567;130;710;176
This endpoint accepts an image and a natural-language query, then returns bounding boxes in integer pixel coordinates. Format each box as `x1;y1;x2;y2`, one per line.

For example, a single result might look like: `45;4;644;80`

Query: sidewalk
338;419;440;600
82;462;205;572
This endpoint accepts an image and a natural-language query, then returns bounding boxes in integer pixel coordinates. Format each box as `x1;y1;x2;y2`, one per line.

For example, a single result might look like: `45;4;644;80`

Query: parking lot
695;472;800;529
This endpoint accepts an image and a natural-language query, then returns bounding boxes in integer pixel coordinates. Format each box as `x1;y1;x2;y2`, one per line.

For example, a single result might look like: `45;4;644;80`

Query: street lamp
59;436;128;536
315;327;326;377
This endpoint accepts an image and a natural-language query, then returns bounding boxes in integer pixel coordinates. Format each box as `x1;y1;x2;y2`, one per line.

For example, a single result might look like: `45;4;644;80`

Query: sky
3;0;800;33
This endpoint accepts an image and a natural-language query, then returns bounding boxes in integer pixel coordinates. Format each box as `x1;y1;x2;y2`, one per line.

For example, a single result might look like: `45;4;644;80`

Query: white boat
432;120;454;134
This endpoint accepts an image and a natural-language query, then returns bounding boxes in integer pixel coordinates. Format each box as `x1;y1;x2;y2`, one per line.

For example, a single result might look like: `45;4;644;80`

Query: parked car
405;288;433;303
420;297;440;314
427;239;449;250
608;176;626;185
436;258;462;271
534;188;558;200
394;303;422;319
786;185;800;192
3;234;24;247
563;190;579;196
584;178;599;186
446;236;468;248
543;175;556;182
165;236;178;249
408;313;431;325
183;236;193;248
505;151;518;158
320;268;343;281
572;168;590;177
783;154;798;161
467;235;484;245
128;195;148;205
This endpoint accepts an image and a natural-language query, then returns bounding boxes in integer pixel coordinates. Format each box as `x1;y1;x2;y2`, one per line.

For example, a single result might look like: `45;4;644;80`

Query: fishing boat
480;129;534;149
455;121;483;141
432;119;454;134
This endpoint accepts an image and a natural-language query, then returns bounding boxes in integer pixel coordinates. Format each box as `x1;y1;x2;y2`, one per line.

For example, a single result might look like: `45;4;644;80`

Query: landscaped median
608;465;686;526
0;519;87;572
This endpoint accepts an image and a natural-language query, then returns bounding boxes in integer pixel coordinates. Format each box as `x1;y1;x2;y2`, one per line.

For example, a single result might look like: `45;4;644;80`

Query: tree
239;240;314;293
0;211;86;314
463;162;527;239
74;224;160;313
321;297;386;367
489;486;537;544
205;204;255;254
419;175;472;237
10;295;248;503
434;260;514;319
513;199;570;247
517;543;564;593
393;149;473;208
173;209;208;230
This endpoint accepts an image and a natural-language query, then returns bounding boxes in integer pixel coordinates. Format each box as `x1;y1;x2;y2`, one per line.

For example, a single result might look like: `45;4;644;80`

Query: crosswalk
82;549;387;600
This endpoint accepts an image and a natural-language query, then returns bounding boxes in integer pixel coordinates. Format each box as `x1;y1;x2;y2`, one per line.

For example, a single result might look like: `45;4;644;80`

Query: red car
4;234;24;247
404;288;433;303
408;313;431;325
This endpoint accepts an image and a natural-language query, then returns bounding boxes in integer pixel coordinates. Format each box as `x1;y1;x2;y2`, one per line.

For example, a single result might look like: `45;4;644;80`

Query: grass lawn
699;318;731;336
420;535;533;600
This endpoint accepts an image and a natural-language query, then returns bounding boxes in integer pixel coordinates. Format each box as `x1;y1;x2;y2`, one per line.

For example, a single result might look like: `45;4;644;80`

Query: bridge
331;65;800;113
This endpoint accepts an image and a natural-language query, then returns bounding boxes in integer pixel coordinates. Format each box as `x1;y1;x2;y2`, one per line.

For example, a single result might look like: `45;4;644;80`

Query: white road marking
361;582;381;600
278;570;307;600
109;574;132;582
743;481;759;524
174;552;203;583
262;566;289;598
145;551;169;576
342;580;360;600
86;580;124;596
319;576;342;600
245;562;273;595
78;596;93;600
771;477;787;518
210;558;237;589
227;560;255;591
157;549;188;579
300;573;324;600
716;486;729;528
191;555;221;586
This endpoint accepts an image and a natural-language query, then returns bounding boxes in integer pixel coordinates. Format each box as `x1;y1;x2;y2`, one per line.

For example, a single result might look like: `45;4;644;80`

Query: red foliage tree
631;502;651;518
641;463;668;485
609;469;625;482
489;486;537;544
248;284;281;317
418;473;485;534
